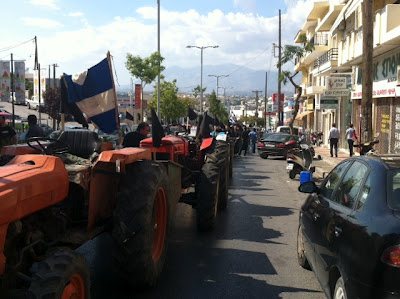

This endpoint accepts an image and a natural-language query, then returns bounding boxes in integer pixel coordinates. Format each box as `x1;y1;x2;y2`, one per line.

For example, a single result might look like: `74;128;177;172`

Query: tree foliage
125;52;165;88
277;33;314;133
150;79;186;124
43;87;61;127
240;115;265;127
207;90;229;124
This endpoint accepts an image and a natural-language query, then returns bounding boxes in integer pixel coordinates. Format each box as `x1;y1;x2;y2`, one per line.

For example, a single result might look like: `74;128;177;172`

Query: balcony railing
310;33;329;46
313;48;338;69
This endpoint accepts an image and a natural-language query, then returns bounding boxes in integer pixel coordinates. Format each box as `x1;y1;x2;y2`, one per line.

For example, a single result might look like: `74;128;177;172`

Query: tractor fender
200;137;214;151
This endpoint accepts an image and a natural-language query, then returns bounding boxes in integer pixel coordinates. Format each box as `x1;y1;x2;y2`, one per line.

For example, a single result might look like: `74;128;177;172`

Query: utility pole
208;74;229;99
264;72;268;130
361;0;373;142
252;90;262;126
278;9;282;127
10;53;15;127
53;64;58;89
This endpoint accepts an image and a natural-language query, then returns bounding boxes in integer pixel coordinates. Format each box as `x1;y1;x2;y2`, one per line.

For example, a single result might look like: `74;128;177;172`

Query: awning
295;110;314;120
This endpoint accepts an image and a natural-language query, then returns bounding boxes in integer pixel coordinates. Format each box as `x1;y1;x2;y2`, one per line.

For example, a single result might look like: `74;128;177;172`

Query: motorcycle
311;131;323;146
354;133;380;155
286;140;316;180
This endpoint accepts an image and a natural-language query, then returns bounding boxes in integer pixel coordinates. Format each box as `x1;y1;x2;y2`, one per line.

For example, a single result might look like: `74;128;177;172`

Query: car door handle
314;213;320;221
334;226;342;237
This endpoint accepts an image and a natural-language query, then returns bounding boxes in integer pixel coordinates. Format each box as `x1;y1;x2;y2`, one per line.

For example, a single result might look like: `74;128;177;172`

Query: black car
297;155;400;299
257;132;299;159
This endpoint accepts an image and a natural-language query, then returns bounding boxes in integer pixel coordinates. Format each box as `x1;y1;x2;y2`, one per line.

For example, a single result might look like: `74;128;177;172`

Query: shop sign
352;50;400;99
327;77;346;89
320;97;339;109
324;89;350;97
306;98;314;110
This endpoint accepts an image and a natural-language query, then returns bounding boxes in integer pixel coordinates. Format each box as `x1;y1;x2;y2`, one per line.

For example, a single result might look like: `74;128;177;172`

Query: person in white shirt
345;123;357;157
328;123;339;158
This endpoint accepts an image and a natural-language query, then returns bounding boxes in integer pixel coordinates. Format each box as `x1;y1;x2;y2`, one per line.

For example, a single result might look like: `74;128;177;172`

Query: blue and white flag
229;112;237;124
63;57;117;133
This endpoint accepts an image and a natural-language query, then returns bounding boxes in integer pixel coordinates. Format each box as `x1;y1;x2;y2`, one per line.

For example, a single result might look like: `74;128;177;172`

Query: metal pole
11;53;15;127
277;9;282;127
157;0;161;118
216;76;219;99
200;48;203;114
264;72;268;130
38;63;41;125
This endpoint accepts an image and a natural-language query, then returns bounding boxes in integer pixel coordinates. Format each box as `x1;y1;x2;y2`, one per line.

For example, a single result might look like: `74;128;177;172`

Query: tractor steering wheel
27;137;70;155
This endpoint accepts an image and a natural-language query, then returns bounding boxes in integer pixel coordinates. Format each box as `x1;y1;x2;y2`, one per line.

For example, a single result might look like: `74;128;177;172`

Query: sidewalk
312;146;353;179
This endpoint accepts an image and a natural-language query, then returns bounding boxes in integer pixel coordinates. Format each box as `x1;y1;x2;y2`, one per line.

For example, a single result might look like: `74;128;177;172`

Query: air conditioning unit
397;66;400;86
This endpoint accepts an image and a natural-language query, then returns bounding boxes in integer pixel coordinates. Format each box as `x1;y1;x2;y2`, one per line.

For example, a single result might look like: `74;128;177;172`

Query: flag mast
107;51;122;147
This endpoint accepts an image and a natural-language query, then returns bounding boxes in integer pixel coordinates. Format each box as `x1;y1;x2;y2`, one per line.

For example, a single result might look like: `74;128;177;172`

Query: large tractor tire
197;152;220;232
28;249;90;299
215;140;229;210
228;139;234;178
112;160;169;290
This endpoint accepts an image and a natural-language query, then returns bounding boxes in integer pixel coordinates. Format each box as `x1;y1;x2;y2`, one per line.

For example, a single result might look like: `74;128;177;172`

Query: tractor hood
0;155;69;224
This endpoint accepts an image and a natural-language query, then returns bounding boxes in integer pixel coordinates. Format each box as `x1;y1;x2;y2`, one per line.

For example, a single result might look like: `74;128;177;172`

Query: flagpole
107;51;122;147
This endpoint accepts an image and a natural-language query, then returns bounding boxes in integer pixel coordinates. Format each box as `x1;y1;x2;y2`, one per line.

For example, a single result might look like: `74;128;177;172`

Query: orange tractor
0;128;231;298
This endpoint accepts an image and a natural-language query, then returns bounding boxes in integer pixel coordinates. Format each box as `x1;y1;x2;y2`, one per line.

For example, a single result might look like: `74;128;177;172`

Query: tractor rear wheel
28;249;90;299
215;140;229;210
197;152;220;232
112;160;169;290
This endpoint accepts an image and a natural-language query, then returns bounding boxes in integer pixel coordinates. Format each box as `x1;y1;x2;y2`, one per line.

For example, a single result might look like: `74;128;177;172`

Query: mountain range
117;63;301;97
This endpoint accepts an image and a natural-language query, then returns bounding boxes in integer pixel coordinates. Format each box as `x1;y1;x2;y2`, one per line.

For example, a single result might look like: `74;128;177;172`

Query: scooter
286;141;316;179
354;133;380;155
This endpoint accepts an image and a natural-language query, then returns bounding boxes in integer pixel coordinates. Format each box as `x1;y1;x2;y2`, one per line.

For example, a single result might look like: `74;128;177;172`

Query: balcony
306;82;325;95
376;4;400;47
313;48;338;71
315;1;345;32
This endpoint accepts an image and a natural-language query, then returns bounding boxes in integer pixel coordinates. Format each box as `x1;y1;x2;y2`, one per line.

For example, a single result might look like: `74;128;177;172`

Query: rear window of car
388;169;400;210
264;134;290;142
278;127;299;135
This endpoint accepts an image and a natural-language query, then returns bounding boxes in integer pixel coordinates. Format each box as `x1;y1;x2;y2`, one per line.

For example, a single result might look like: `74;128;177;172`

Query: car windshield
387;169;400;210
264;134;290;142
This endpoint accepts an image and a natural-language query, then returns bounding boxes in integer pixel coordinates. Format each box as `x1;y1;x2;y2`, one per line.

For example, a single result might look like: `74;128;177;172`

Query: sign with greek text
324;89;350;97
327;77;346;89
320;97;339;109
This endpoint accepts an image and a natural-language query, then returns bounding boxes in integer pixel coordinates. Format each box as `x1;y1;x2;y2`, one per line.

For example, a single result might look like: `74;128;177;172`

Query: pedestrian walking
328;123;339;158
249;128;258;153
26;115;45;139
345;123;357;157
240;126;249;156
0;115;17;149
233;125;242;155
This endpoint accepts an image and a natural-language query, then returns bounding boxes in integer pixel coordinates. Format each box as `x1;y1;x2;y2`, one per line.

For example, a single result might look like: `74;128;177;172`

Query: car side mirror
298;181;318;193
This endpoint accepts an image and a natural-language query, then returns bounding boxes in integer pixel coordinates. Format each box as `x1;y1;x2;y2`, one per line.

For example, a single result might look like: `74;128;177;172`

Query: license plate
265;144;274;147
286;163;294;170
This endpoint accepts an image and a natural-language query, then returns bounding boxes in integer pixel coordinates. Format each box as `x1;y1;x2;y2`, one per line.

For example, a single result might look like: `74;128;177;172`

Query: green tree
150;79;186;124
125;52;165;120
43;87;61;129
207;90;229;124
277;33;314;133
240;115;265;127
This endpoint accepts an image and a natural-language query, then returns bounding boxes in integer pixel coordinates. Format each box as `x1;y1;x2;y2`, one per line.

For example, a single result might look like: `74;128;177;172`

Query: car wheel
297;225;311;269
333;276;347;299
259;154;268;159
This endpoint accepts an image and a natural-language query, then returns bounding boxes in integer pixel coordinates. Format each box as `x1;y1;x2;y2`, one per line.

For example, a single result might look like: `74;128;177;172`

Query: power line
0;37;35;53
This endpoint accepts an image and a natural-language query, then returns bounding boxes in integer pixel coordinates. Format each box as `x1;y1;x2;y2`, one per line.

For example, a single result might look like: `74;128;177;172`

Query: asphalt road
78;153;324;299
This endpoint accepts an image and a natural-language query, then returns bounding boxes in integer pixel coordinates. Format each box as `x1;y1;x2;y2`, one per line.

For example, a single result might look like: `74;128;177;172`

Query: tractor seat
58;129;101;159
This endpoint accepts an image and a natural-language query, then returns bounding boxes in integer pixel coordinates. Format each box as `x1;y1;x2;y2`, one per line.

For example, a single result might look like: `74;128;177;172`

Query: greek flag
63;57;117;133
229;112;237;124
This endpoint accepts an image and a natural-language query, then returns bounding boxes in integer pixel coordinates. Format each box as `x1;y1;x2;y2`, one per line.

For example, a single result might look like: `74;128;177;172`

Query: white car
26;96;45;111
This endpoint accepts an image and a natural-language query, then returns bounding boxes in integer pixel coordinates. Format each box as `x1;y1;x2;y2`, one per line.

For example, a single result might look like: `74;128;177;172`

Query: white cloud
68;12;84;18
21;17;63;28
29;0;59;10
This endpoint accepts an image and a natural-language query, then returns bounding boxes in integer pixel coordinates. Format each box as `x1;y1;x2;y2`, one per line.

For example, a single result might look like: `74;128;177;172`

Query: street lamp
208;74;229;99
186;45;219;114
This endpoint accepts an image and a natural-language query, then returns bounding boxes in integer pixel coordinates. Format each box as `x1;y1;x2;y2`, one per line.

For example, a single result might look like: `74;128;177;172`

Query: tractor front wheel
28;249;90;299
112;160;169;290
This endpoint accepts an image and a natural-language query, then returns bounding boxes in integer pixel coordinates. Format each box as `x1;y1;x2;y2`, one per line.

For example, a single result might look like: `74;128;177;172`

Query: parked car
257;132;299;159
297;155;400;299
26;95;45;111
276;125;301;135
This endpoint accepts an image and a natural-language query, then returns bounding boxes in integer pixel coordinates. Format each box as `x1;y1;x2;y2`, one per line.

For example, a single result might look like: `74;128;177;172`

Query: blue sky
1;0;313;86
